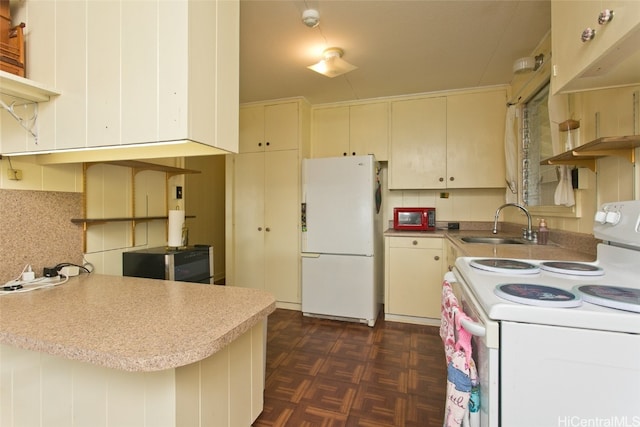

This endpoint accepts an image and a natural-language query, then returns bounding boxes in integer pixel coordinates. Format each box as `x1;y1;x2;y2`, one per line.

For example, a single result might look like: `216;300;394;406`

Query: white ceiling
239;0;551;105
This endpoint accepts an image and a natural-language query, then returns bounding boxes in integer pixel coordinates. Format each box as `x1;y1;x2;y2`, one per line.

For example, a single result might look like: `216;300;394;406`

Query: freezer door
302;155;375;255
302;254;378;326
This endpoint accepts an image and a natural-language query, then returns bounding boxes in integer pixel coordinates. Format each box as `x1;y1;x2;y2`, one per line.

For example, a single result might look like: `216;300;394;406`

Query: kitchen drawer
388;236;442;249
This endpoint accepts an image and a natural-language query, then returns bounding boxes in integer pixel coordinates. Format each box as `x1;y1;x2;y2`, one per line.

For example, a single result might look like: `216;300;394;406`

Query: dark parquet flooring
253;309;447;427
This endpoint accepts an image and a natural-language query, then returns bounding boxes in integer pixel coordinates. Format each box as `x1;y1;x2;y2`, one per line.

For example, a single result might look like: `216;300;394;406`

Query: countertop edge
0;276;277;372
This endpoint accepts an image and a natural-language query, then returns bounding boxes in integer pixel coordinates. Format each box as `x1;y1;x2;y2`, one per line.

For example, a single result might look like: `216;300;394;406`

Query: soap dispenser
537;219;549;245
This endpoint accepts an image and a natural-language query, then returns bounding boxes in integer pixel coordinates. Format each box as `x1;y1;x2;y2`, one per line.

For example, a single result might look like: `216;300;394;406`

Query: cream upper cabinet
551;0;640;94
384;236;444;321
389;96;447;189
3;0;239;154
311;102;389;160
239;102;300;153
311;106;350;158
446;89;506;188
350;103;389;160
389;89;506;190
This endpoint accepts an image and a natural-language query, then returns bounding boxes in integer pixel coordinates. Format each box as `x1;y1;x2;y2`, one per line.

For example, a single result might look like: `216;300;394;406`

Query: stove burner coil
540;261;604;276
495;283;582;307
470;258;540;274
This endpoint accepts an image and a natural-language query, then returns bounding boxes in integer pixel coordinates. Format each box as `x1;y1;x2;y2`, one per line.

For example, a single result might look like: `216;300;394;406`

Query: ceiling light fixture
513;53;545;74
302;9;320;28
307;47;357;78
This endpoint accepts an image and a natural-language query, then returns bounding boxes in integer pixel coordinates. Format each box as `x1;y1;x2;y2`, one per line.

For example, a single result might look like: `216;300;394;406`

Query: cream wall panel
0;321;265;427
108;371;147;426
41;163;82;192
86;1;120;148
230;330;253;426
122;1;158;145
158;1;188;141
54;1;87;150
188;0;217;145
213;0;240;153
200;344;230;426
41;356;74;426
23;0;55;152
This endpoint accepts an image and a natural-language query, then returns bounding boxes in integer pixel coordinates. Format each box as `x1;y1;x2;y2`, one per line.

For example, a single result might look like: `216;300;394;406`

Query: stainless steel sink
461;236;525;245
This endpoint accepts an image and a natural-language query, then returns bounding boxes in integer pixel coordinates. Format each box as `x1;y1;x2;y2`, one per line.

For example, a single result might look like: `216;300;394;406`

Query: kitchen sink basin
460;236;526;245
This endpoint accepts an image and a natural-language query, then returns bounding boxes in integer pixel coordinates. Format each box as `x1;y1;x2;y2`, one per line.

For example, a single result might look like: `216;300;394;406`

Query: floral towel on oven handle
441;278;478;427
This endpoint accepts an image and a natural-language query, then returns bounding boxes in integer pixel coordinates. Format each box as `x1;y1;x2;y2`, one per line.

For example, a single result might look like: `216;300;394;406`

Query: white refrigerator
301;155;382;327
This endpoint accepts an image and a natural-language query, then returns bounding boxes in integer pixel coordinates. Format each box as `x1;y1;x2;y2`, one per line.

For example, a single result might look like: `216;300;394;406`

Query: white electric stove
448;200;640;427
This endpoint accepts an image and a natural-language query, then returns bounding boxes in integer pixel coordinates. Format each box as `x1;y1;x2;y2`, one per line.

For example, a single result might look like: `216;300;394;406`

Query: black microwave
123;245;214;284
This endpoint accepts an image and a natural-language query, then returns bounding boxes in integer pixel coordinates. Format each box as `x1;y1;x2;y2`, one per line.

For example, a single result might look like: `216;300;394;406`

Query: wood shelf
71;215;195;225
541;135;640;172
85;160;201;177
74;161;200;252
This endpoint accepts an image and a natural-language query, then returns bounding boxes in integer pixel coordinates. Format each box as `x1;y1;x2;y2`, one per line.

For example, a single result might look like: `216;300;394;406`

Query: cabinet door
386;237;443;318
264;102;299;151
551;0;640;93
350;102;389;161
232;152;265;289
239;105;265;153
311;106;350;157
389;97;447;189
264;150;300;303
446;90;506;188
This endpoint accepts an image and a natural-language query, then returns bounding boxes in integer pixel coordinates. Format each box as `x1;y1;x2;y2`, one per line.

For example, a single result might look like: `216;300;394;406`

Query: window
522;83;555;206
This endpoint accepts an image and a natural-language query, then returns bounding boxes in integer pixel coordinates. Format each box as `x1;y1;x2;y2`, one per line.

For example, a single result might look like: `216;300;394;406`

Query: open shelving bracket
0;98;38;142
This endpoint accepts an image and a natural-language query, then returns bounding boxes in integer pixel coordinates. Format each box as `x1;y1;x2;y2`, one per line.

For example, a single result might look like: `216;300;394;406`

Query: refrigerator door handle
301;253;321;258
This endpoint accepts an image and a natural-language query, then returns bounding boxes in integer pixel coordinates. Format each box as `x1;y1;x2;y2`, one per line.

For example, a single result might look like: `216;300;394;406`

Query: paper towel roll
168;210;185;247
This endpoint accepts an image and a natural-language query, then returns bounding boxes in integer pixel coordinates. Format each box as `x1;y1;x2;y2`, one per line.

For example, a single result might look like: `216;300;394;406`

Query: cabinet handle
598;9;614;25
412;240;418;245
439;177;444;182
352;152;356;156
434;255;440;261
265;227;271;232
258;227;263;231
266;142;270;146
258;142;262;147
343;152;348;156
449;176;454;181
581;27;596;42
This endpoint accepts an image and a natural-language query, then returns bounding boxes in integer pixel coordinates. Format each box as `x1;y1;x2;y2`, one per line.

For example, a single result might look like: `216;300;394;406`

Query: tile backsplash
0;189;83;283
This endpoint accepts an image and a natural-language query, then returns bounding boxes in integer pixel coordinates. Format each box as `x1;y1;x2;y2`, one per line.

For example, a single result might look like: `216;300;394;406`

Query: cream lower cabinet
231;150;300;305
384;236;444;324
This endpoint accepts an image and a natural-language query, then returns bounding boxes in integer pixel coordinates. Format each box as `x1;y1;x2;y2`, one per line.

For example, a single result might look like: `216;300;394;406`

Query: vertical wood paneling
229;328;253;427
0;321;266;427
158;1;188;141
86;0;120;147
121;1;158;144
54;0;88;150
200;344;230;427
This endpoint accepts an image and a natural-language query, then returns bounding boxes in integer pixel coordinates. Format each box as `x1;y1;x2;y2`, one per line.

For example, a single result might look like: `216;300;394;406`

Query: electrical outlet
7;169;22;180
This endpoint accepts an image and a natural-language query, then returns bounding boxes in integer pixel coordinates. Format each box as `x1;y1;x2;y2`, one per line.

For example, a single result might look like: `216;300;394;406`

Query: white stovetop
453;243;640;334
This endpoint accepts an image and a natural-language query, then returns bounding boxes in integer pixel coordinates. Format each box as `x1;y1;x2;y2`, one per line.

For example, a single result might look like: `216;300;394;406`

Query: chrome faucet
492;203;534;241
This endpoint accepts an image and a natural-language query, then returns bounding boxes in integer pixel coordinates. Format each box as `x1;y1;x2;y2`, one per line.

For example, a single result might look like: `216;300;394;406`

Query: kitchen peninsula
0;275;275;427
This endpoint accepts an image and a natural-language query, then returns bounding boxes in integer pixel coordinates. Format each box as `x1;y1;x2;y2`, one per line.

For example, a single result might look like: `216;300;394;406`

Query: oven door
446;271;500;427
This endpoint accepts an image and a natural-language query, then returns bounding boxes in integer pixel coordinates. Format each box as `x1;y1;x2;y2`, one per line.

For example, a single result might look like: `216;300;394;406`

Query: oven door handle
459;317;486;337
445;272;486;337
